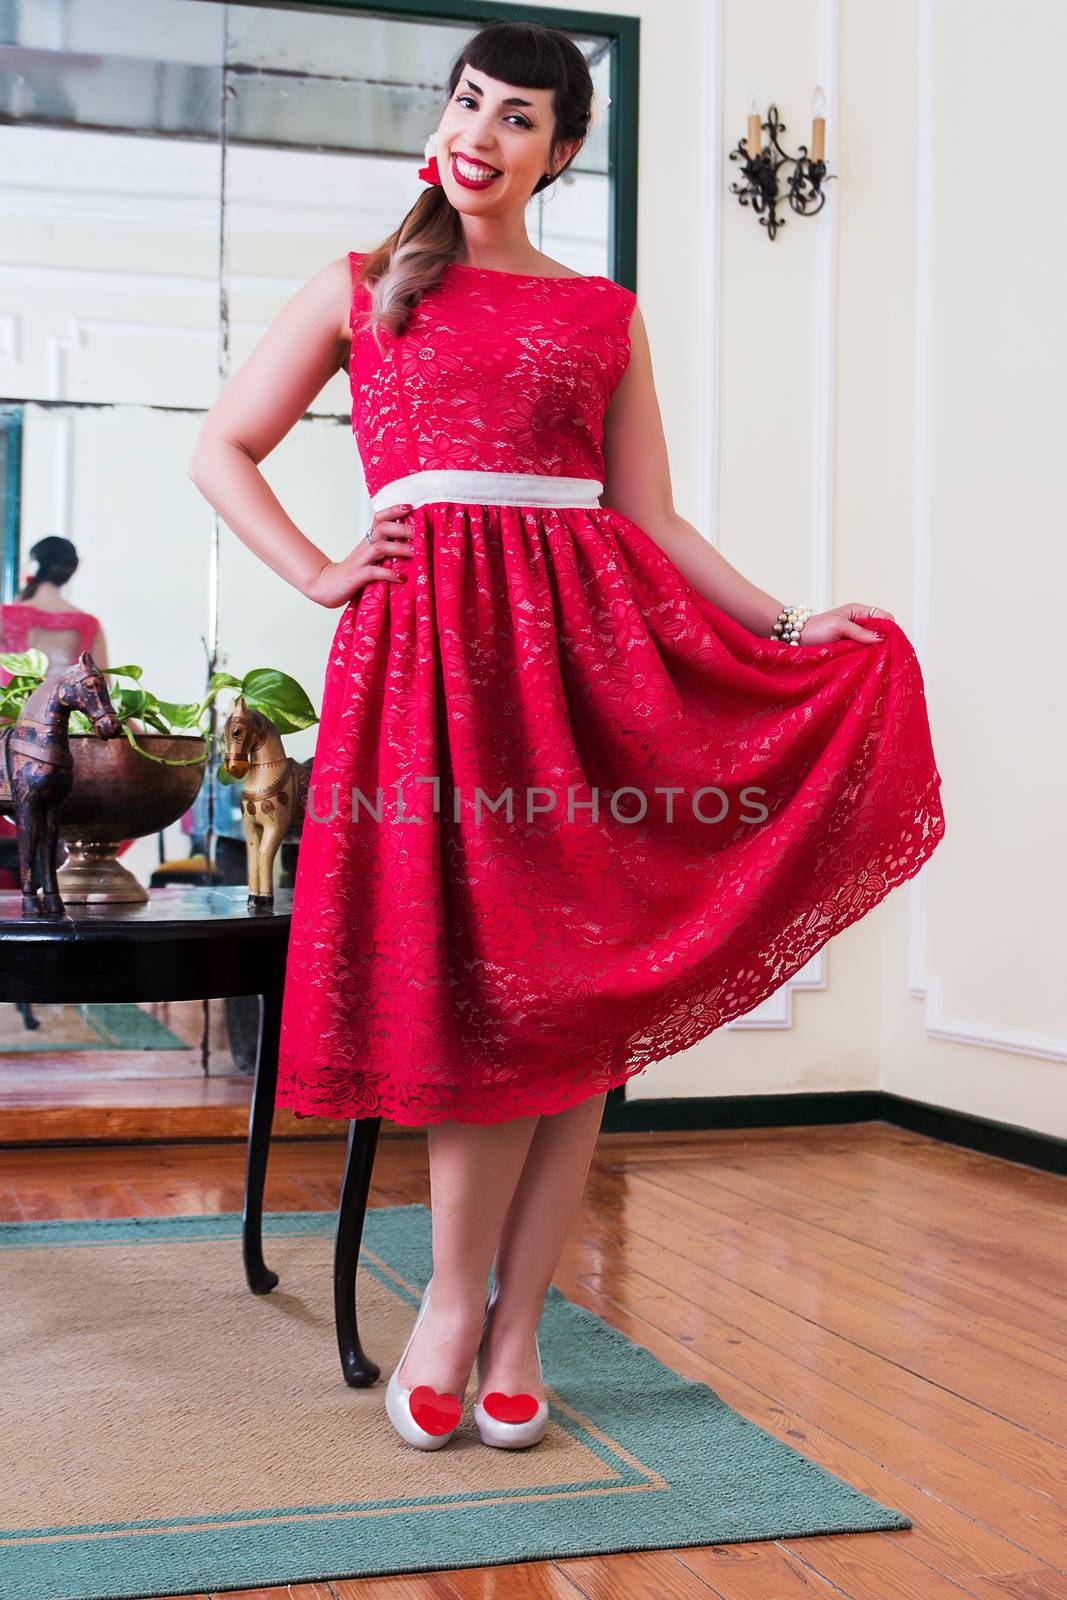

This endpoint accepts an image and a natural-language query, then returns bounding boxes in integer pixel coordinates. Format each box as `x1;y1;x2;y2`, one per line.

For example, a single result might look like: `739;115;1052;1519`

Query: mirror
1;0;618;876
0;0;625;1091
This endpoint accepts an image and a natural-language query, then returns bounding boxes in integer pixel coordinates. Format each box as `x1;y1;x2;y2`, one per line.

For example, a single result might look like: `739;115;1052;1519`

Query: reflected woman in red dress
0;536;108;687
0;537;111;874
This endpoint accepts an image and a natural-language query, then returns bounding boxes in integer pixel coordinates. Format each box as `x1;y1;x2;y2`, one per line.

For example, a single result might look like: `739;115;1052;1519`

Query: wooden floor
3;1122;1065;1599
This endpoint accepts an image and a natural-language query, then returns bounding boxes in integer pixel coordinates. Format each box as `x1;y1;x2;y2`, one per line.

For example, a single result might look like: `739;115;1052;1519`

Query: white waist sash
370;469;603;515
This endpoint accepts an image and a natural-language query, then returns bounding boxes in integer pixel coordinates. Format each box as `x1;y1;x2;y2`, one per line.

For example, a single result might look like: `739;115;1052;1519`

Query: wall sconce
729;89;837;240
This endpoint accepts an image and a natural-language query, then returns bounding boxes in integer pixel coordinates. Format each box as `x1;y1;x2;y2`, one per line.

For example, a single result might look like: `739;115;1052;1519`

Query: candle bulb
747;96;762;159
810;85;827;162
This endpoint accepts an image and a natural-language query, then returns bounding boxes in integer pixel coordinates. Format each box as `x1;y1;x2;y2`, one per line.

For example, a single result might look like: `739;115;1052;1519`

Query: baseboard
600;1086;1067;1177
6;1088;1060;1180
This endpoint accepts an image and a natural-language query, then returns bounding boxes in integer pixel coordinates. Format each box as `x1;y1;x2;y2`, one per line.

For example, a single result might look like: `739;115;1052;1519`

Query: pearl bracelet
772;603;815;645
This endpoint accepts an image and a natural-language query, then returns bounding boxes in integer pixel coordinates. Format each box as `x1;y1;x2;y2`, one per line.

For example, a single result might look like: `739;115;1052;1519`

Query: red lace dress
274;252;946;1126
0;603;101;686
0;602;104;846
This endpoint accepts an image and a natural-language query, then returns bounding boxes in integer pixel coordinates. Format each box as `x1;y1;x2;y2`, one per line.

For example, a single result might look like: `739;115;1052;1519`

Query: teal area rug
1;1203;911;1599
0;1001;188;1052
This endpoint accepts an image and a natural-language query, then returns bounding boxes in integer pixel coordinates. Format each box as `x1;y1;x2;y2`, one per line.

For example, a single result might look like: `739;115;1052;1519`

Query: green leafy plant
0;650;318;783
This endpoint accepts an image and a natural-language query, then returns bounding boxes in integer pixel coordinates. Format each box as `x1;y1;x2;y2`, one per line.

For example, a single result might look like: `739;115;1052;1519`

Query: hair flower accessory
587;90;611;129
418;130;443;187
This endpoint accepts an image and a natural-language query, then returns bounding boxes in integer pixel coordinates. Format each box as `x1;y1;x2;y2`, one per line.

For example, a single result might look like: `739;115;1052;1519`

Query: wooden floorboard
3;1123;1065;1600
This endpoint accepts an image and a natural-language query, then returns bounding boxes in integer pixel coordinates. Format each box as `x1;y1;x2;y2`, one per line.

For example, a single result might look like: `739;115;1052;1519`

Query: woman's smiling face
435;65;579;211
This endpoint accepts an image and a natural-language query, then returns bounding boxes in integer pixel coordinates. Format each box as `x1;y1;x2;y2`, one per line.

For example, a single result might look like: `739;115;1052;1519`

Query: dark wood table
0;883;382;1387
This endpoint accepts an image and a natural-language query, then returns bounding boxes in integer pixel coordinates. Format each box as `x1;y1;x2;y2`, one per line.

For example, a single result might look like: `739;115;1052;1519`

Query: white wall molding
697;0;836;1038
734;0;837;1032
727;952;828;1030
907;0;936;1015
695;0;722;551
811;0;840;614
921;979;1066;1062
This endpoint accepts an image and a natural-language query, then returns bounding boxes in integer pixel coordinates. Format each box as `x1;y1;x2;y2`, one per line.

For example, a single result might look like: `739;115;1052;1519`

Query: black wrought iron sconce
729;91;837;240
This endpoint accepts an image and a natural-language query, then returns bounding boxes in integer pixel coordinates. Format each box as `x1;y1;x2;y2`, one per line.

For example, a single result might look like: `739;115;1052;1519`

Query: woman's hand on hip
306;503;415;608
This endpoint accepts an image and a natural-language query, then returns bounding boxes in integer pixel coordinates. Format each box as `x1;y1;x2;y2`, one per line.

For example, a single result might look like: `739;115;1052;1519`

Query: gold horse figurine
222;695;313;909
0;652;123;915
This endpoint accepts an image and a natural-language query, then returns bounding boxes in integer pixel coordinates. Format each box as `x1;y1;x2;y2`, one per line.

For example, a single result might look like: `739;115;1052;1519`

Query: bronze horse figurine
223;695;313;909
0;651;123;915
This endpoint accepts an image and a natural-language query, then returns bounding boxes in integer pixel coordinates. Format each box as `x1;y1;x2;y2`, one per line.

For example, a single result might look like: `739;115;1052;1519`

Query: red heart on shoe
408;1386;463;1435
481;1391;540;1424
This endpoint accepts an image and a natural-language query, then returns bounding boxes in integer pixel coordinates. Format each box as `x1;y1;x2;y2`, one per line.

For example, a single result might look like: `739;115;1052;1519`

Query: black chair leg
243;986;281;1294
334;1115;382;1387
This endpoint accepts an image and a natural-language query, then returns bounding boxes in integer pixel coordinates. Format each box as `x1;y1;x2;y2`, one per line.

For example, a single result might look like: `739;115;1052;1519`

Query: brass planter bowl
53;732;209;904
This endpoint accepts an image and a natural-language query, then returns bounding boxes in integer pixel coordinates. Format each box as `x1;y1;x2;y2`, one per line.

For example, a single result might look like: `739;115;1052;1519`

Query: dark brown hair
17;536;79;601
356;20;596;351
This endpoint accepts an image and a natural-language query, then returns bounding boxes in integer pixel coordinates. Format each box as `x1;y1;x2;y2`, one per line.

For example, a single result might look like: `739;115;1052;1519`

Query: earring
418;130;443;187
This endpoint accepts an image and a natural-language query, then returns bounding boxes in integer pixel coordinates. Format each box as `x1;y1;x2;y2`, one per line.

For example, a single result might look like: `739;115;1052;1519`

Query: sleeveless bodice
346;253;637;499
0;603;101;686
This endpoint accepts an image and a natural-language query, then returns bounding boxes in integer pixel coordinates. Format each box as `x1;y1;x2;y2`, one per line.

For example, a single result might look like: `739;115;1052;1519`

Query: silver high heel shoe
385;1277;466;1450
473;1280;550;1449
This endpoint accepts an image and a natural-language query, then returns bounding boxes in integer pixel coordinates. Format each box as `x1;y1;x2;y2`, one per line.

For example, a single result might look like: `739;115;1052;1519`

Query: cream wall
538;0;1066;1134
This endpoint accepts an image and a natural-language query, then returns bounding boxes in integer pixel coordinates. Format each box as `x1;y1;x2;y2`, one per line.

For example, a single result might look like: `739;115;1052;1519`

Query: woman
0;537;111;866
0;537;109;686
189;21;944;1452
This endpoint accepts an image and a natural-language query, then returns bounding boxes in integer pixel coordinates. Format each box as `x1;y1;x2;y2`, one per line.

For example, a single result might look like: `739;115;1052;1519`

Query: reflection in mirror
0;0;619;1110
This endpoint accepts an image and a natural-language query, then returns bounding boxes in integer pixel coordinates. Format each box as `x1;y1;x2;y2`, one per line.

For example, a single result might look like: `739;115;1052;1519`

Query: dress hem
273;776;945;1129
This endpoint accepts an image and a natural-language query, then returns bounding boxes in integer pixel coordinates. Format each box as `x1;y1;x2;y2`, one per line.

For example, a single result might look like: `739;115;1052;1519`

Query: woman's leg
478;1090;607;1399
397;1112;540;1395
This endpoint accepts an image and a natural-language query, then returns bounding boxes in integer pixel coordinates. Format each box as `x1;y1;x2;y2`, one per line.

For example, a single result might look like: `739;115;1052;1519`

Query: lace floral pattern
273;256;946;1126
0;604;101;687
347;256;634;495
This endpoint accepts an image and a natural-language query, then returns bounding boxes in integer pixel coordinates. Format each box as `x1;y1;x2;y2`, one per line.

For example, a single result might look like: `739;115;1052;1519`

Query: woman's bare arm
601;305;788;637
188;256;412;606
601;305;884;643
